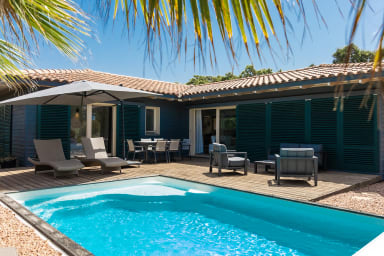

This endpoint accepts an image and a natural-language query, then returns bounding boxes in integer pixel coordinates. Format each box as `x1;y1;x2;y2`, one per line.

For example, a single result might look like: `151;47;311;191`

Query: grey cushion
98;157;128;168
228;157;249;167
212;143;228;166
213;143;227;152
280;143;300;149
300;144;323;152
82;137;109;159
280;148;314;157
279;148;315;174
49;159;84;172
34;139;66;162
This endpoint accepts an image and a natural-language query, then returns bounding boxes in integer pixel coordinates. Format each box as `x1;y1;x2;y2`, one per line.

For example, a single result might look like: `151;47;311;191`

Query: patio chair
168;139;181;161
28;139;84;178
127;139;145;160
149;140;168;163
81;137;128;174
208;136;216;152
275;148;318;186
181;139;191;159
209;143;249;176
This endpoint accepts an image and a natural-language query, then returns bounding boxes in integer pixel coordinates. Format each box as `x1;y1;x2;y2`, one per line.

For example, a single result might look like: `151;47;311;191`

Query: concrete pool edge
0;193;92;256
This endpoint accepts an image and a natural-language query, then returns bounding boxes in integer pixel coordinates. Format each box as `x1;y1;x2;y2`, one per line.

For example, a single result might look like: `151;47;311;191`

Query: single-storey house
0;63;383;175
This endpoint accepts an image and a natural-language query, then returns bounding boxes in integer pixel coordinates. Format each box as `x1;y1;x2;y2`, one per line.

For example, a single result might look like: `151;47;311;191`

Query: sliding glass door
219;109;236;150
70;106;87;156
92;105;113;153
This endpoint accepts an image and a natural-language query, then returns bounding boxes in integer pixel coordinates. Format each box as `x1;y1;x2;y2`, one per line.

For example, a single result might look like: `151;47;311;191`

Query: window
145;107;160;135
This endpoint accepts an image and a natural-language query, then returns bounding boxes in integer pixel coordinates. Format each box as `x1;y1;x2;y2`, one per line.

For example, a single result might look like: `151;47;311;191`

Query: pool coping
0;193;93;256
1;174;384;256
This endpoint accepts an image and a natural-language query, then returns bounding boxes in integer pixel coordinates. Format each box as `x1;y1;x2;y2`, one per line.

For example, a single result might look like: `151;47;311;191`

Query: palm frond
104;0;293;66
0;40;35;91
0;0;89;90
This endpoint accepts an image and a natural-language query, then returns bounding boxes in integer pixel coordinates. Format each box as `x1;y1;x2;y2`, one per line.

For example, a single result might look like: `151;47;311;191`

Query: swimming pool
8;176;384;256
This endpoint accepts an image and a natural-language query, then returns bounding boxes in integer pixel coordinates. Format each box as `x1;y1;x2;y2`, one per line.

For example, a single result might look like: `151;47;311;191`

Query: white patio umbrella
0;80;161;158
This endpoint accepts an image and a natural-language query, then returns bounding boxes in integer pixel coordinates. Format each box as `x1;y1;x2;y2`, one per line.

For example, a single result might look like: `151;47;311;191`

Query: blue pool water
9;177;384;256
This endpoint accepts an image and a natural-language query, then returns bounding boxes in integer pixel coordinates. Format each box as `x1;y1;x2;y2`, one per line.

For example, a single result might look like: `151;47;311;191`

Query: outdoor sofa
275;148;318;186
277;143;326;169
29;139;84;178
209;143;249;176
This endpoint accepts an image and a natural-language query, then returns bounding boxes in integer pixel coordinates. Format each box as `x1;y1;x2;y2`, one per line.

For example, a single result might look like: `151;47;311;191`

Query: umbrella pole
121;100;126;160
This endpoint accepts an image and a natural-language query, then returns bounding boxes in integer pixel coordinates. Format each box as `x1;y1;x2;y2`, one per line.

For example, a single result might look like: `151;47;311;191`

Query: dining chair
150;140;168;163
168;139;181;161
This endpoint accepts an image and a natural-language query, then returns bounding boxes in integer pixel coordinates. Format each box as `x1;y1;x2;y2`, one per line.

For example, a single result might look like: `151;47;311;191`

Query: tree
186;65;273;85
186;75;222;85
332;44;375;64
239;65;272;78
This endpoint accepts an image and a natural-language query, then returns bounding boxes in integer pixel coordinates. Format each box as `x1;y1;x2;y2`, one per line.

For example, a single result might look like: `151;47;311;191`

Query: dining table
134;140;170;162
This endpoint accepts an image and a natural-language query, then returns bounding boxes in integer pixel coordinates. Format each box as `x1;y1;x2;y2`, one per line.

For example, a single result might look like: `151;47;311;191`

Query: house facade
0;63;383;175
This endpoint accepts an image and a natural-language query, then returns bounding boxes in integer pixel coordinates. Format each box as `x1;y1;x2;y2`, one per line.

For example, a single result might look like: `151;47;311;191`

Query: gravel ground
0;204;61;256
319;181;384;216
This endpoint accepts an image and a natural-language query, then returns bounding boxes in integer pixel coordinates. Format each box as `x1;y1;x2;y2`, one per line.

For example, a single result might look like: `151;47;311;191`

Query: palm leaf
100;0;290;66
0;0;89;90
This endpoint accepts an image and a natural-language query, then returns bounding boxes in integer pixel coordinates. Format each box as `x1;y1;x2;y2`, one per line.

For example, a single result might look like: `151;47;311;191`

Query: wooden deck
0;159;381;202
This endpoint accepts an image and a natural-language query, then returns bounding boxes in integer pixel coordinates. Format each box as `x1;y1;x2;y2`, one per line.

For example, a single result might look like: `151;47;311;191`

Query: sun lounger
81;137;130;174
28;139;84;178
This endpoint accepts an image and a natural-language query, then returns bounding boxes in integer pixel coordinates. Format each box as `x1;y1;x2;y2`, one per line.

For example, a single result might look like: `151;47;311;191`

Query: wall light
75;108;80;119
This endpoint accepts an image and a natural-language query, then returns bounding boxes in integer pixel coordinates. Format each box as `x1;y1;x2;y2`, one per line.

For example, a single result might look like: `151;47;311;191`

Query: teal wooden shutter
37;105;71;159
343;96;378;172
271;100;305;153
311;98;339;169
0;106;12;158
236;103;266;161
117;104;140;157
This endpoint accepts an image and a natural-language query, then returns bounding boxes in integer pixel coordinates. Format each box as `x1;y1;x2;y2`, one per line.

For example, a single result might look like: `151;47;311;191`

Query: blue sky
33;0;384;83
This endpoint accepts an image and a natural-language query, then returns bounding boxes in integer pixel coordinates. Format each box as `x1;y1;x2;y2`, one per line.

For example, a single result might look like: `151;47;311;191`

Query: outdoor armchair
81;137;128;174
275;148;318;186
29;139;84;178
209;143;249;176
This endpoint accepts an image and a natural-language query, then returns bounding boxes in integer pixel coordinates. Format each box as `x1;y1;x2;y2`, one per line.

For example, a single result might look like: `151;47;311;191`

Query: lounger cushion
97;157;128;168
34;139;66;162
49;159;84;172
82;137;109;159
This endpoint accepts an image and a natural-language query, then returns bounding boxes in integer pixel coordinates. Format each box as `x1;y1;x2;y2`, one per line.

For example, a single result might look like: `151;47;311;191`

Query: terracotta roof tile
182;62;378;96
21;69;188;96
19;63;379;98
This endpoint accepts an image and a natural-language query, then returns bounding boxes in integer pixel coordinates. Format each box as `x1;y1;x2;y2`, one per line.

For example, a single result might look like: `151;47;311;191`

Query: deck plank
0;159;380;202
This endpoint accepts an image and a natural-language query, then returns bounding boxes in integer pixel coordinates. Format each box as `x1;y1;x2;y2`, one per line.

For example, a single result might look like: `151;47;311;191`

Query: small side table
254;160;275;174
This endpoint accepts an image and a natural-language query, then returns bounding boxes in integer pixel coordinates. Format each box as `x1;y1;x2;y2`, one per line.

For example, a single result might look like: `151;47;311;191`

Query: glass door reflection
92;106;112;153
219;109;236;150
